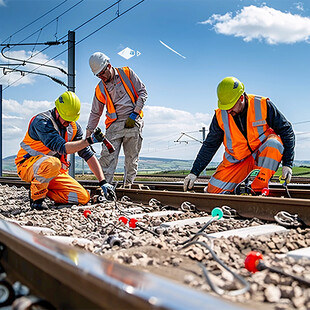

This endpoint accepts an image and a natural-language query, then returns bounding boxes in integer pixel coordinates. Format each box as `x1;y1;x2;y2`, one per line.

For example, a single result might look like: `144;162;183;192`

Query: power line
140;141;200;156
73;0;121;33
76;0;145;45
1;0;69;44
12;0;120;66
4;0;84;48
0;0;85;85
1;0;145;90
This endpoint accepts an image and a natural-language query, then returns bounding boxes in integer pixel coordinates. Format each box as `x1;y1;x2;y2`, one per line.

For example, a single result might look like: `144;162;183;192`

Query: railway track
0;218;233;310
1;176;309;225
0;177;310;309
1;175;310;228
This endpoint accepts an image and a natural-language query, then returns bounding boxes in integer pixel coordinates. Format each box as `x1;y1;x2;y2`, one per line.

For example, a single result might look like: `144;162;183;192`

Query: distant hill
3;155;310;174
3;155;198;174
3;155;16;172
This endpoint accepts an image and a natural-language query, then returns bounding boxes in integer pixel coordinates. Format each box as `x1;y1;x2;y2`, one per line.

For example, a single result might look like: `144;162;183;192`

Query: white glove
282;166;292;184
183;173;197;191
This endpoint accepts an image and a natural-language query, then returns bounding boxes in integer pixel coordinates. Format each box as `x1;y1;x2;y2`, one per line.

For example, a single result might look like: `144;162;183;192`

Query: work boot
29;190;48;211
29;191;48;211
30;198;48;210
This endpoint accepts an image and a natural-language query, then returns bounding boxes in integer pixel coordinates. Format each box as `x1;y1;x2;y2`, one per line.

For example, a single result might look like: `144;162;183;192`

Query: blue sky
0;0;310;163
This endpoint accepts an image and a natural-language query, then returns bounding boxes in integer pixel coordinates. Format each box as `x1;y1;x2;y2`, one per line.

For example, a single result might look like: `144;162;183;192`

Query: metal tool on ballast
279;175;291;198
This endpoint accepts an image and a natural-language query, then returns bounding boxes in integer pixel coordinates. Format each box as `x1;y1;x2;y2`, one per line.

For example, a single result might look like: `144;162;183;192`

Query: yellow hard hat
217;77;245;110
55;91;80;122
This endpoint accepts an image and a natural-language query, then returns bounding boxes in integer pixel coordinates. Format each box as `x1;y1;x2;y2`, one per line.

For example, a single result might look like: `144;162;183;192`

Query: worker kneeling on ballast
183;76;295;195
15;91;116;210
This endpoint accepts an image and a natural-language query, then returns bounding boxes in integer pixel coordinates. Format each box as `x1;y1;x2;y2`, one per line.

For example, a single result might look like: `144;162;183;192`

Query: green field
3;155;310;179
140;165;310;178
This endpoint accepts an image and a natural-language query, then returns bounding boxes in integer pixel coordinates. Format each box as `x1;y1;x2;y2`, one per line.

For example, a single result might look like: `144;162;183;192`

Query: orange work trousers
16;155;90;204
206;135;284;194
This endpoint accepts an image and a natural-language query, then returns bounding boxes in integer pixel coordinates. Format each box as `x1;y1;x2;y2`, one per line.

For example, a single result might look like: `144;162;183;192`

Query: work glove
99;180;117;201
87;127;105;144
281;166;292;184
125;112;138;128
183;173;197;191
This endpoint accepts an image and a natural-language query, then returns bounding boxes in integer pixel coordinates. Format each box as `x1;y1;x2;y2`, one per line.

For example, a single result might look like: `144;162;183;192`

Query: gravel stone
265;285;281;302
1;184;310;310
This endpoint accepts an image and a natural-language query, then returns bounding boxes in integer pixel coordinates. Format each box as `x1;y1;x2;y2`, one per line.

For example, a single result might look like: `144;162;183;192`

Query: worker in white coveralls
86;52;148;185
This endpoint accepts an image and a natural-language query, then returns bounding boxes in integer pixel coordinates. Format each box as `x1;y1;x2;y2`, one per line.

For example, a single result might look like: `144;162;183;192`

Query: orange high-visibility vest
216;95;275;163
95;66;143;129
15;110;77;172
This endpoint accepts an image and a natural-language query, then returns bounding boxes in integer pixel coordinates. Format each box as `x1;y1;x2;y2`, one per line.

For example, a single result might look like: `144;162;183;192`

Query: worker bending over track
183;76;295;195
15;91;116;210
86;52;148;185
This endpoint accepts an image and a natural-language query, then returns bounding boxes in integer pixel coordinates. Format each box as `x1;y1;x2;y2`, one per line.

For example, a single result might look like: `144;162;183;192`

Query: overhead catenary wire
1;0;145;91
0;0;86;85
2;0;310;134
140;141;202;157
1;43;67;74
2;0;84;48
75;0;145;45
1;0;69;44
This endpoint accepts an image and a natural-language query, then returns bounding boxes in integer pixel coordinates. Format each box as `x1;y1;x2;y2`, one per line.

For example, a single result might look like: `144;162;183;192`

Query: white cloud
0;50;66;87
3;98;54;157
0;0;6;6
201;5;310;44
3;125;22;135
3;98;53;117
139;106;213;159
295;2;304;11
2;97;96;158
2;101;214;160
3;101;309;162
3;114;23;120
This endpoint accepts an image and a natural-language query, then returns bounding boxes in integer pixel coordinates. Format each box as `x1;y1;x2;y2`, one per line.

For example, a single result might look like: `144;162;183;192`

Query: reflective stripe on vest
216;95;273;162
116;67;138;103
97;81;117;121
15;110;77;168
95;66;143;129
253;96;268;143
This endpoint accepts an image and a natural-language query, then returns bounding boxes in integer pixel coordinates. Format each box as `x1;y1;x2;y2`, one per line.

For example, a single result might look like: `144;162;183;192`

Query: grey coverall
87;67;147;184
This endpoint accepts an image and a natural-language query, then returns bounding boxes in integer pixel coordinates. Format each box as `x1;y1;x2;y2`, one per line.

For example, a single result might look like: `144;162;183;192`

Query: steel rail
124;182;310;199
0;177;310;199
0;220;242;310
1;176;310;221
0;177;310;202
115;188;310;226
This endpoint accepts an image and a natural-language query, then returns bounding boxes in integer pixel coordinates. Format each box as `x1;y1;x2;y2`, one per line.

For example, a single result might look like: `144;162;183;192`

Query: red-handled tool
102;137;115;153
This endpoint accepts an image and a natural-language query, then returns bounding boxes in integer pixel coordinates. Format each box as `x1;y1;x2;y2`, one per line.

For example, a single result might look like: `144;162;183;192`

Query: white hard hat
89;52;110;75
